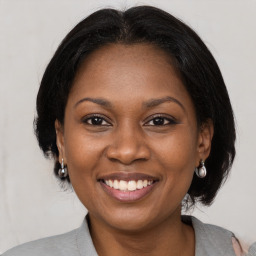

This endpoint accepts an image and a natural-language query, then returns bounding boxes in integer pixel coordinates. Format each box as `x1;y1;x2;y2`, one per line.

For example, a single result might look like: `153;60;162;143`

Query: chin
108;214;155;233
96;206;172;234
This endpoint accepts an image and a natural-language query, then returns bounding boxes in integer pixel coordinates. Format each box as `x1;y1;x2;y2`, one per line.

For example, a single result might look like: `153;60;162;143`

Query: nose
105;125;151;165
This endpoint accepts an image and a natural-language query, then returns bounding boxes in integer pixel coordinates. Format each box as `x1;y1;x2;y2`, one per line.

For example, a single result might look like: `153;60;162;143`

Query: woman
2;5;256;256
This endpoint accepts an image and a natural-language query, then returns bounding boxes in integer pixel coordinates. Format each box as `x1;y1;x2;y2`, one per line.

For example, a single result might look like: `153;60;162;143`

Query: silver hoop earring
195;160;207;178
58;158;68;178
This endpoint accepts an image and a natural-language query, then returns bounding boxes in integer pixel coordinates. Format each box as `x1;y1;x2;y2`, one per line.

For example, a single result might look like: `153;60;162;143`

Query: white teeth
119;180;128;191
137;180;143;189
104;179;154;191
127;181;137;191
113;180;119;189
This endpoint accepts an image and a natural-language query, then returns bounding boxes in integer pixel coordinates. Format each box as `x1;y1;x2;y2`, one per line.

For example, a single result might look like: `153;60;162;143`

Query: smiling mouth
98;174;159;202
100;179;155;192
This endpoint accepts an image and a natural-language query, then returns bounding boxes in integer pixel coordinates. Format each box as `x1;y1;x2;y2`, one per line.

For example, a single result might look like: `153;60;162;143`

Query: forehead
69;43;194;114
78;43;174;72
72;44;183;93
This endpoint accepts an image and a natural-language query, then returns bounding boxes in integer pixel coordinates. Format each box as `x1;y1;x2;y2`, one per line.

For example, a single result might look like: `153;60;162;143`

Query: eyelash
144;114;178;126
82;114;177;127
82;114;111;126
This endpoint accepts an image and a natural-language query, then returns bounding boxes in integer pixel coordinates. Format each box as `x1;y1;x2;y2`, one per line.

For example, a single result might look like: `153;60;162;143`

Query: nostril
106;146;150;165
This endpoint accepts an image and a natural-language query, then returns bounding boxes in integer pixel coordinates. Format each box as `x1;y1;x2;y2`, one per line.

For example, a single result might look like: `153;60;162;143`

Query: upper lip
98;172;159;182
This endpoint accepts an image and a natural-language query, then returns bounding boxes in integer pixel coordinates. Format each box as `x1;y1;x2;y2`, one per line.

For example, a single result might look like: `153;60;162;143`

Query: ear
196;119;214;165
55;119;66;164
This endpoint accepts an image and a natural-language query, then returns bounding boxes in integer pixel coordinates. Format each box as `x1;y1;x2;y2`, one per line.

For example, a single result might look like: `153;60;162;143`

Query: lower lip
100;181;157;202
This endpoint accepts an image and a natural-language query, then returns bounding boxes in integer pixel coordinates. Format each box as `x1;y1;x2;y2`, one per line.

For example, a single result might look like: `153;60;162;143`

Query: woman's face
56;43;210;232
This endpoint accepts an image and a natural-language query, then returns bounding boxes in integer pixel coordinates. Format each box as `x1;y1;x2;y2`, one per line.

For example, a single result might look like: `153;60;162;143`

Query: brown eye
146;116;176;126
152;117;165;125
83;115;111;126
90;117;104;125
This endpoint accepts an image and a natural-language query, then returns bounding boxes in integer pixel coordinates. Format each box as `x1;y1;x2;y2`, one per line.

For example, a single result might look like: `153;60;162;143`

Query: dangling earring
195;160;207;178
58;158;68;178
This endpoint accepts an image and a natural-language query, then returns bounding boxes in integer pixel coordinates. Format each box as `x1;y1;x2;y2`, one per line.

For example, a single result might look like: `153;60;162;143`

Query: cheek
63;129;108;209
152;132;197;211
64;128;106;179
153;127;198;185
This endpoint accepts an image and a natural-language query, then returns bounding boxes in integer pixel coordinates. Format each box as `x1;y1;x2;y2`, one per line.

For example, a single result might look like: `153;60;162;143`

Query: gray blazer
2;216;256;256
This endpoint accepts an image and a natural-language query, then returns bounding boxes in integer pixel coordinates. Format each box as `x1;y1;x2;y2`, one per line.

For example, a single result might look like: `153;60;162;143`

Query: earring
195;160;207;178
58;158;68;178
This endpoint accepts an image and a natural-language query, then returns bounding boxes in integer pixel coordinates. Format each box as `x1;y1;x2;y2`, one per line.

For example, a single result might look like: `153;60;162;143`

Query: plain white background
1;0;256;253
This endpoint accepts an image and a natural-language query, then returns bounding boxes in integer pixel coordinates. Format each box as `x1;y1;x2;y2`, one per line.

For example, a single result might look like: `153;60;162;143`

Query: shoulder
186;216;256;256
183;215;237;256
2;229;79;256
2;216;98;256
247;242;256;256
192;216;235;238
183;215;235;239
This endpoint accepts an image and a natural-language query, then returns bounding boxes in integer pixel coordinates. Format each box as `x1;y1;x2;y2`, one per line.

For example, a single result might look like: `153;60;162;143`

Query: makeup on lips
98;173;159;202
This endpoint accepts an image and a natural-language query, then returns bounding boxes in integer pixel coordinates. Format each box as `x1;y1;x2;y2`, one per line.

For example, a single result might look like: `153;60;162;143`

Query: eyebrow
143;96;185;111
74;97;112;108
74;96;185;111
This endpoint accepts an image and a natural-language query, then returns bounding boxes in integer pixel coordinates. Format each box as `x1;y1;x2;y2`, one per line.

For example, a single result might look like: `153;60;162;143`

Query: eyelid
82;114;112;126
143;114;178;126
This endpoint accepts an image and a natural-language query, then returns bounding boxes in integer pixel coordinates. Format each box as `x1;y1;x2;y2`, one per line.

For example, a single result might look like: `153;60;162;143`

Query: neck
88;210;195;256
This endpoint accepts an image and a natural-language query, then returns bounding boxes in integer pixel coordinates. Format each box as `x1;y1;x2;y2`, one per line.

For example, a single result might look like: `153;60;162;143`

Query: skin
56;43;213;256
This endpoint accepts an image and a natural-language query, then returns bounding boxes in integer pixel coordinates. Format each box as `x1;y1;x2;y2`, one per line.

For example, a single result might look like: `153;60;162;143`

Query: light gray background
1;0;256;253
